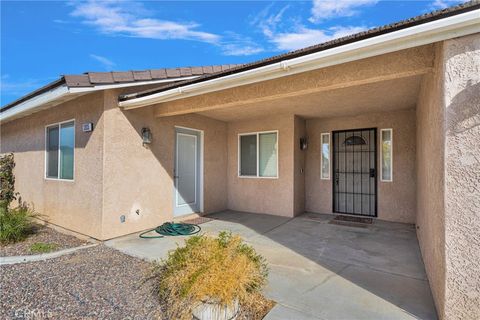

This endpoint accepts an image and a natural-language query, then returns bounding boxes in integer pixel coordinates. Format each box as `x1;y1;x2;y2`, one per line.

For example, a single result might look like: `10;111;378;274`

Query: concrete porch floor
105;211;437;320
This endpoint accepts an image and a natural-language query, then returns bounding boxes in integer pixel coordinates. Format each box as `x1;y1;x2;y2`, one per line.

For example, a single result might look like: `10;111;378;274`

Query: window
321;133;330;180
343;135;366;146
46;120;75;180
381;128;392;182
239;131;278;178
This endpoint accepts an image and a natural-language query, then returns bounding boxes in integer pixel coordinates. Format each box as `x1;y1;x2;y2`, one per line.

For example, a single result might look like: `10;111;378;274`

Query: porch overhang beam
119;9;480;111
153;67;432;118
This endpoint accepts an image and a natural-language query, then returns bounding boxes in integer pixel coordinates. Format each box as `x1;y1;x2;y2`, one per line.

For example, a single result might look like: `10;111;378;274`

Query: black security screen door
333;128;377;217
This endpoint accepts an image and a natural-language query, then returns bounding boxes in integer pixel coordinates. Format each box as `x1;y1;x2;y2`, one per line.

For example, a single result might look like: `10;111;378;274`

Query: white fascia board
0;76;199;123
119;9;480;110
0;85;70;123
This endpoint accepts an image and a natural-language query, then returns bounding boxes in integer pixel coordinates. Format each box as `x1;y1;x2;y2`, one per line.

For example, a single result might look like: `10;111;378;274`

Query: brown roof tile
150;69;168;79
64;75;92;87
180;67;193;76
212;65;222;73
191;67;204;75
132;70;152;81
112;72;135;83
166;68;181;77
202;66;213;73
88;72;115;84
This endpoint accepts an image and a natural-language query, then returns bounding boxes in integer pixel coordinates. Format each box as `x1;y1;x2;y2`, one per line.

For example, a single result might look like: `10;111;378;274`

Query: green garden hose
139;222;201;238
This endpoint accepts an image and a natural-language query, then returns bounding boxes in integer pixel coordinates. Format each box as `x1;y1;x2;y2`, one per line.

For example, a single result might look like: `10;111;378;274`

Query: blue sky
1;0;465;105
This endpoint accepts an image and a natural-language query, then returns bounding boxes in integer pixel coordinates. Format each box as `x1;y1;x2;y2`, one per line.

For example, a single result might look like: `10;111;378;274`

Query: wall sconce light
300;137;308;150
141;127;152;146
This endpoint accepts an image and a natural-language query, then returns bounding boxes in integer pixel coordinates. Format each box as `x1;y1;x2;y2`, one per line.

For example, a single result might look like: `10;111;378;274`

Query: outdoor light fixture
141;127;152;146
300;137;308;150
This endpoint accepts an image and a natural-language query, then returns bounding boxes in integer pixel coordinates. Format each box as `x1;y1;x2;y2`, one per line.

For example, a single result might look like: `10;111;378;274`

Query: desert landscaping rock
0;245;162;319
0;225;89;257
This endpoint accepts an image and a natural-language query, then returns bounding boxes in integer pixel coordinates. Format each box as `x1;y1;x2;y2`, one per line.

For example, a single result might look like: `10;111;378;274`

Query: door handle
369;169;376;178
174;175;179;179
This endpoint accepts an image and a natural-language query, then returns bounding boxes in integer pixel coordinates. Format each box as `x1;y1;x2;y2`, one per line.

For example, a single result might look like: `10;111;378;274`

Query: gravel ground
0;225;89;257
0;245;162;319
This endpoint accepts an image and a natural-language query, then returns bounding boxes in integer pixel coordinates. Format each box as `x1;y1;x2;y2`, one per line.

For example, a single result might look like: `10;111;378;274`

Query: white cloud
251;4;367;52
272;25;366;51
1;75;56;104
68;1;264;56
309;0;378;23
251;4;290;38
90;54;116;70
221;44;264;56
70;0;220;43
430;0;464;10
220;32;264;56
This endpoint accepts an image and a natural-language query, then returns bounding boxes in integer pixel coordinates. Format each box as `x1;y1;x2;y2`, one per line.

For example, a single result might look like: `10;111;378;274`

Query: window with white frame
46;120;75;180
381;128;393;182
321;133;330;180
239;131;278;178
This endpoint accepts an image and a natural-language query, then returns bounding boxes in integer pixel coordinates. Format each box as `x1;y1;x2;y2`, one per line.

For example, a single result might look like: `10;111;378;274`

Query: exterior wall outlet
120;215;126;223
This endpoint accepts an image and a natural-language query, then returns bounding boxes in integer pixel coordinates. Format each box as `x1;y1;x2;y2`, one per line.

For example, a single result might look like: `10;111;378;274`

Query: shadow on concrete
204;210;437;319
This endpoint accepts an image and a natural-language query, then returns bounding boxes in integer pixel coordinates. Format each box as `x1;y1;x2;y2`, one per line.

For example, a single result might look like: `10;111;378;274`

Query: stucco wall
305;109;416;223
227;114;296;217
0;92;105;239
101;90;228;239
416;43;446;318
443;34;480;320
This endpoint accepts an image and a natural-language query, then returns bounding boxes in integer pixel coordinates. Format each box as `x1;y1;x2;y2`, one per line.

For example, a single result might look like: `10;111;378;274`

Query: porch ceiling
197;75;423;122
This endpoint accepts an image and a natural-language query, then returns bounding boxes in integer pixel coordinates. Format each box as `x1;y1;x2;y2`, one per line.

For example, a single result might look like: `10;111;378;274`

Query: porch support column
442;33;480;319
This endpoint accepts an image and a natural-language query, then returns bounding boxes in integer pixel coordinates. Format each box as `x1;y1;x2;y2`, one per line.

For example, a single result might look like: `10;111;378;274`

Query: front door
333;128;377;217
174;127;201;216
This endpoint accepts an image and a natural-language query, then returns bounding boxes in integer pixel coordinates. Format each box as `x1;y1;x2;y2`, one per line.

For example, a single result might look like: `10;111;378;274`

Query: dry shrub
150;232;271;319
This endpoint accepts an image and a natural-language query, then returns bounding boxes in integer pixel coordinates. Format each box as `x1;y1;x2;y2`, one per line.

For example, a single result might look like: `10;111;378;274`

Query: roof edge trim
0;85;70;123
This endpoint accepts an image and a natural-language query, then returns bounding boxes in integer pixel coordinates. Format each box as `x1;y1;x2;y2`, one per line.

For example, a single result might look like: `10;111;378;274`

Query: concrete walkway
105;211;437;320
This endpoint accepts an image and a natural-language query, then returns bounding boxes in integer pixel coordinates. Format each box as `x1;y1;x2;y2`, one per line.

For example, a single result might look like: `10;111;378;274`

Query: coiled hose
139;222;201;238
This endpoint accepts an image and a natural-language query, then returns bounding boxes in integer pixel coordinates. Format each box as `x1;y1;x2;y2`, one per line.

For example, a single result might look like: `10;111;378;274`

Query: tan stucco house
1;2;479;319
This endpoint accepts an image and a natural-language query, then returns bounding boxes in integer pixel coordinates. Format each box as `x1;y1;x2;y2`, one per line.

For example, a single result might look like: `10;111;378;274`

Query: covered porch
107;43;443;318
106;211;437;319
154;45;428;223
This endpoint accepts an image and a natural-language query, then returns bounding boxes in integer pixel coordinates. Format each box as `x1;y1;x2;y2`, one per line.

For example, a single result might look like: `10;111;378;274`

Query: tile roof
64;65;242;87
119;0;480;102
1;65;241;112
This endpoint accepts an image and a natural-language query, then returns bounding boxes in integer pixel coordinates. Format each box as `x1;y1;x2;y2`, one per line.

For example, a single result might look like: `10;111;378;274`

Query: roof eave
0;75;201;123
119;7;480;110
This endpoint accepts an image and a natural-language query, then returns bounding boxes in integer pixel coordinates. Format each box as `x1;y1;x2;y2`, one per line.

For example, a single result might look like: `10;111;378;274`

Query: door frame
173;126;204;216
331;127;378;217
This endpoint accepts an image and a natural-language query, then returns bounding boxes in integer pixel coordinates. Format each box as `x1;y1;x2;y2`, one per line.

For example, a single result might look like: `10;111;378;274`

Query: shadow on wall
446;81;480;135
